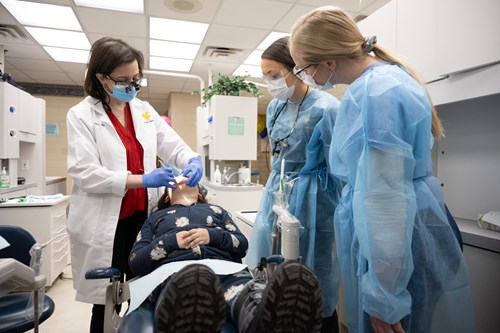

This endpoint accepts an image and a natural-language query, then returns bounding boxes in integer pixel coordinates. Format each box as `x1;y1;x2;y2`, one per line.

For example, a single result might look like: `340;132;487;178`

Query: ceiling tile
273;4;319;32
214;0;293;29
203;24;268;50
22;69;73;85
2;44;51;61
8;58;61;71
76;7;147;37
148;0;221;23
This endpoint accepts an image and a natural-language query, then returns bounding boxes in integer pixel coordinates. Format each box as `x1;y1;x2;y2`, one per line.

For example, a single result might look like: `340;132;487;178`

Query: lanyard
268;87;309;158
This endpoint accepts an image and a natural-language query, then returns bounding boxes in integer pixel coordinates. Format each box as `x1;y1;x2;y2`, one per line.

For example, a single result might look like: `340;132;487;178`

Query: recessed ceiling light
150;17;208;44
0;0;82;30
233;65;262;78
150;40;200;60
256;32;290;51
74;0;144;13
243;50;264;66
164;0;202;14
26;27;90;50
43;47;90;64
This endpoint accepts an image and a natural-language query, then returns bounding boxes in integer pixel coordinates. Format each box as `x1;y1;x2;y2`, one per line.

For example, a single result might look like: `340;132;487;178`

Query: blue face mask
107;84;138;103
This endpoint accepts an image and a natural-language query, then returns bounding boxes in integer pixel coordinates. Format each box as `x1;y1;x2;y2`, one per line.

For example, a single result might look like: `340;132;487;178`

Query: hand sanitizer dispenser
0;167;10;188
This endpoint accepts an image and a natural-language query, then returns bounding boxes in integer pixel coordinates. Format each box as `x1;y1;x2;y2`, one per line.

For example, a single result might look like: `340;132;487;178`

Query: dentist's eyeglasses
105;74;143;86
105;73;143;92
292;64;312;81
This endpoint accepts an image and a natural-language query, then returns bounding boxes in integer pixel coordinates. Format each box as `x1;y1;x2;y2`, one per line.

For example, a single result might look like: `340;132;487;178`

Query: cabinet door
0;83;20;158
18;89;38;135
357;0;397;52
208;96;257;160
437;0;500;75
396;0;440;83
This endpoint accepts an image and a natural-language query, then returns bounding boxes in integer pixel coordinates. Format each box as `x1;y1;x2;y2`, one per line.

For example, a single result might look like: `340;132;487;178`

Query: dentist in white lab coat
66;37;202;333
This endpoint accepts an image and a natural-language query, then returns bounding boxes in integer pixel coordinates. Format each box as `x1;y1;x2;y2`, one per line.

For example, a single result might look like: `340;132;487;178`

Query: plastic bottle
0;167;10;188
222;167;227;184
213;165;221;185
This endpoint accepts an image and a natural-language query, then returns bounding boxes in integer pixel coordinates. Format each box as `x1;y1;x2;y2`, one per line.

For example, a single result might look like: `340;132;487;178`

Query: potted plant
194;74;263;106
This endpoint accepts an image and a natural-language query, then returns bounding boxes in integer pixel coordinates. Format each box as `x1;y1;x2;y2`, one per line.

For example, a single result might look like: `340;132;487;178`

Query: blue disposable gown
329;63;474;332
247;89;343;316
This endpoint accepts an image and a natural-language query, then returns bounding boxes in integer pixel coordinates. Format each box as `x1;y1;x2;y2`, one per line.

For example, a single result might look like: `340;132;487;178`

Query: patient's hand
176;229;210;249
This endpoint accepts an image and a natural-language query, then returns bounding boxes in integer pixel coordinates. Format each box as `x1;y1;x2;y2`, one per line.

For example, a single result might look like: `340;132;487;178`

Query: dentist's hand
181;158;203;187
142;167;177;189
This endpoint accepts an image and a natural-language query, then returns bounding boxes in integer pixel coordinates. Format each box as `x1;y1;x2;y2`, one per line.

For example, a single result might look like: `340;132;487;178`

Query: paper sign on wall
228;116;244;136
46;123;59;137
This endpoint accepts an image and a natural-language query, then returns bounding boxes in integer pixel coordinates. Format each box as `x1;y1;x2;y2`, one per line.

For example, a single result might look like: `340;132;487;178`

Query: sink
223;183;255;187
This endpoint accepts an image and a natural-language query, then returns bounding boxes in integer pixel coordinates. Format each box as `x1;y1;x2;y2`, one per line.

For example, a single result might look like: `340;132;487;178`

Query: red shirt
107;104;146;220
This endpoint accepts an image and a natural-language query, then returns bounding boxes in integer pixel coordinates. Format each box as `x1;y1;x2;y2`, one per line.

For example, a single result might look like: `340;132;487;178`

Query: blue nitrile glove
142;167;177;189
181;158;203;187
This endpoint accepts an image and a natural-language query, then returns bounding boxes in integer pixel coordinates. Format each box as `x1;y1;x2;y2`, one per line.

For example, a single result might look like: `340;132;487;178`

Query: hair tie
362;35;377;53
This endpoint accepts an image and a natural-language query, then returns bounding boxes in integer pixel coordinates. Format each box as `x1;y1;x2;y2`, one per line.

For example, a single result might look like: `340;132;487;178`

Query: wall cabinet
357;0;397;52
359;0;500;83
206;95;258;161
436;0;500;76
0;196;70;286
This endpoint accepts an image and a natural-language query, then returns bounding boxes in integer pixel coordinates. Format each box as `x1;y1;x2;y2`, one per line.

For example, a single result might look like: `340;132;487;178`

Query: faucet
223;171;239;185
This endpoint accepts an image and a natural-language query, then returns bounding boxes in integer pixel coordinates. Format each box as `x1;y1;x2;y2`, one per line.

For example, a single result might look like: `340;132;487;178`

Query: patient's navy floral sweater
128;203;248;276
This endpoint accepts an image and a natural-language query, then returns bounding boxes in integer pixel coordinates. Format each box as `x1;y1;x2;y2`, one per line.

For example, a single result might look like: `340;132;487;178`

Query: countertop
45;176;66;185
235;211;258;227
0;182;37;195
202;180;264;192
0;195;69;208
457;217;500;253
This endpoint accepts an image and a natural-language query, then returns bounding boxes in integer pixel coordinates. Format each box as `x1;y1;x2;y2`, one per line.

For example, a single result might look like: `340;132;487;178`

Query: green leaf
193;73;264;105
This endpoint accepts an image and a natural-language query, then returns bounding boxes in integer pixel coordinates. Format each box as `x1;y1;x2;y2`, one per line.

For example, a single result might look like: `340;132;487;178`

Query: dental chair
0;225;55;333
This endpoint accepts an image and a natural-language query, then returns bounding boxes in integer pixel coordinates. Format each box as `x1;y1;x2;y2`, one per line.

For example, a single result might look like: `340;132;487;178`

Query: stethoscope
268;86;309;158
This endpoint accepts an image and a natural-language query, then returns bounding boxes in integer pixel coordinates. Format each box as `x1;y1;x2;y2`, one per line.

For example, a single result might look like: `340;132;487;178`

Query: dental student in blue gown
289;6;475;333
246;36;343;333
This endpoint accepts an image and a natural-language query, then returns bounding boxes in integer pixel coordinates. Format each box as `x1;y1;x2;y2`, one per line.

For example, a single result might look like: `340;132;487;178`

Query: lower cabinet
0;196;70;286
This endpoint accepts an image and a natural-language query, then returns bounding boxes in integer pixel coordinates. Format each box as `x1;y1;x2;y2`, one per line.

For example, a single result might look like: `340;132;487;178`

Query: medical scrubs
247;89;342;316
329;63;474;332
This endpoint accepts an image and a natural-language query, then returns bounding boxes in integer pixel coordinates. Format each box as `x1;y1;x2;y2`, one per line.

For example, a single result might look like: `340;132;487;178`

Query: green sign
228;117;244;136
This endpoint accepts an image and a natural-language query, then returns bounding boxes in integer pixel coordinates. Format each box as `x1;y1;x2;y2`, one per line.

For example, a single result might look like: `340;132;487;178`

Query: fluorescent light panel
0;0;82;31
257;32;290;51
74;0;144;13
150;57;193;72
150;17;209;44
43;47;90;64
150;40;200;60
243;50;264;66
233;65;262;78
26;27;90;50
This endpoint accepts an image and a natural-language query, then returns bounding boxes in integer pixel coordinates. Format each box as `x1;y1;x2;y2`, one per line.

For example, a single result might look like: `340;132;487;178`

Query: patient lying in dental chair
128;178;323;333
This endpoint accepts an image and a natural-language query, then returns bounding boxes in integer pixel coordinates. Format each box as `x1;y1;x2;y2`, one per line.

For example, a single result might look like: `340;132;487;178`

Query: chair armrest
85;267;122;280
0;258;46;296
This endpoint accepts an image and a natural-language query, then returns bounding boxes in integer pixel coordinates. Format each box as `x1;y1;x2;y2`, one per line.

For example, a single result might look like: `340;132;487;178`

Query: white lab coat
66;96;199;304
